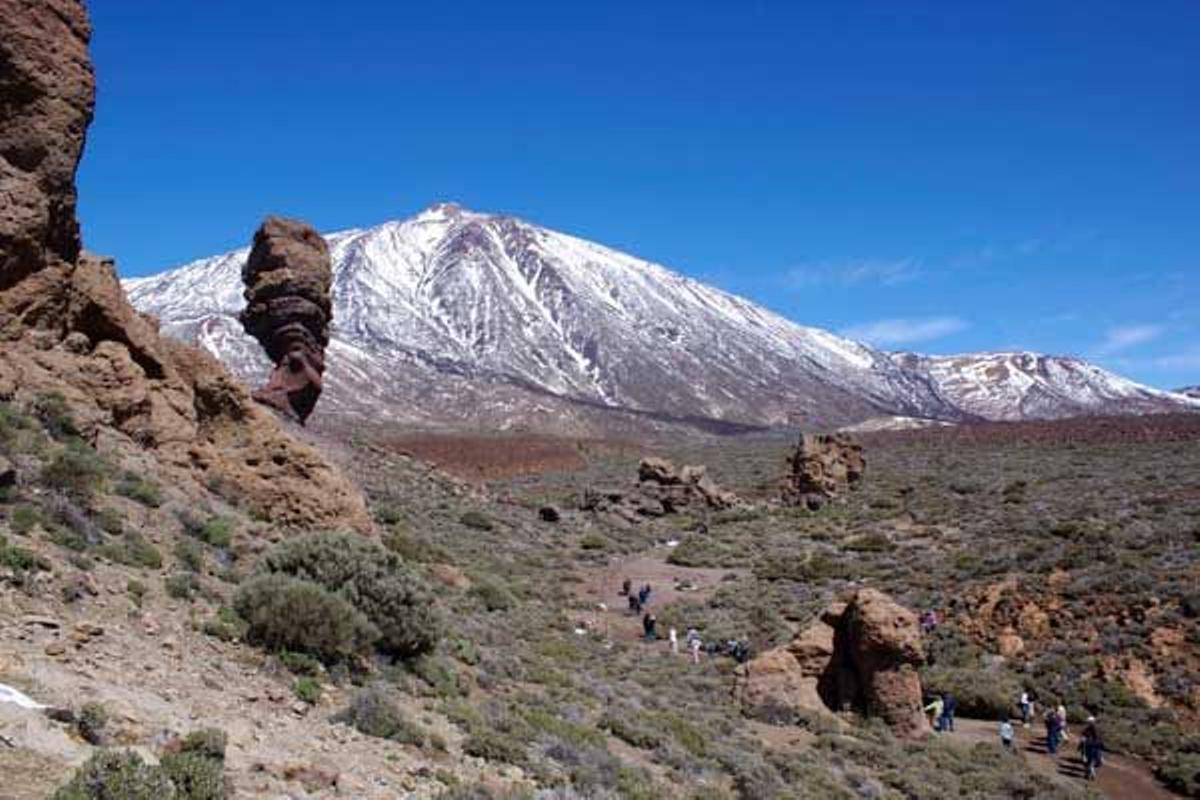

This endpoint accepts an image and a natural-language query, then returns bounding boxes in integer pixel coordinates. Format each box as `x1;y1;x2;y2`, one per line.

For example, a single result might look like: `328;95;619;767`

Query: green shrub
52;750;175;800
469;578;516;612
921;666;1020;719
233;573;378;664
294;676;321;704
382;528;449;563
374;501;405;526
410;653;470;699
10;504;40;535
33;392;79;442
1156;751;1200;797
159;752;224;800
115;472;162;508
201;607;247;642
459;511;494;531
127;579;147;607
334;686;425;745
164;572;201;602
462;729;527;766
0;534;49;573
200;517;234;548
277;650;321;676
255;531;440;658
41;442;108;502
77;702;108;745
97;531;163;569
175;539;205;572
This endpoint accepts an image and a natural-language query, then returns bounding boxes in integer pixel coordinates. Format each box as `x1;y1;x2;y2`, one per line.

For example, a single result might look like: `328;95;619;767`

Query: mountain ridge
124;203;1199;433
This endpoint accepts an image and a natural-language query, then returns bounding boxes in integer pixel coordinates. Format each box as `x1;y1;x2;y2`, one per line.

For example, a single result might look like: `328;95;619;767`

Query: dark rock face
734;589;928;739
239;217;332;425
783;433;865;508
0;0;95;293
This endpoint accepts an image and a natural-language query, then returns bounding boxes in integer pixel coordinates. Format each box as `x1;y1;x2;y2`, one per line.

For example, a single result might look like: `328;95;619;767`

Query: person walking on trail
668;627;679;655
689;633;702;664
999;718;1015;751
941;693;957;732
621;578;631;597
638;584;651;608
628;594;641;614
924;696;945;732
642;612;657;641
1044;707;1063;755
1018;690;1031;727
1056;703;1069;743
1080;717;1104;780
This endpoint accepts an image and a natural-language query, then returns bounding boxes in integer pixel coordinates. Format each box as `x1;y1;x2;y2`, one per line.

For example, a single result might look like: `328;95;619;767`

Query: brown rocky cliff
0;0;371;533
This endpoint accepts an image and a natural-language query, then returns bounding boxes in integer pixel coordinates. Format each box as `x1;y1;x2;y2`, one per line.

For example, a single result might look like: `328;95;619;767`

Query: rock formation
734;589;929;739
239;217;332;425
581;456;738;525
0;0;370;532
783;432;865;509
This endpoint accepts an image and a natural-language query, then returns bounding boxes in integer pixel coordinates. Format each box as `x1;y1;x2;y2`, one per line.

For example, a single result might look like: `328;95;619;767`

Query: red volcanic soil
381;433;640;481
861;413;1200;448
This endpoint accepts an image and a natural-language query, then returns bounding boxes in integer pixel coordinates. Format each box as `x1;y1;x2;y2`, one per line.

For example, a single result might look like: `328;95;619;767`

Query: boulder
783;432;865;506
0;0;372;533
735;589;928;738
239;217;333;424
0;0;94;292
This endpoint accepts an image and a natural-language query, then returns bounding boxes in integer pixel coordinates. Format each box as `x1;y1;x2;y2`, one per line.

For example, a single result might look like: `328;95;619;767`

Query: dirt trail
950;718;1172;800
571;547;1173;800
570;548;743;644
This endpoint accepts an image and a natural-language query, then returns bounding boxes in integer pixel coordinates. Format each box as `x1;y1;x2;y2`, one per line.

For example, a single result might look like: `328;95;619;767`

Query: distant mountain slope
891;352;1199;421
1177;385;1200;400
124;203;1198;432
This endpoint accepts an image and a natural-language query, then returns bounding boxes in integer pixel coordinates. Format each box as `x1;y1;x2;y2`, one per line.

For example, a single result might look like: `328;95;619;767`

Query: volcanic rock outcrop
735;589;929;739
239;217;332;425
0;0;370;532
581;457;737;525
783;432;865;508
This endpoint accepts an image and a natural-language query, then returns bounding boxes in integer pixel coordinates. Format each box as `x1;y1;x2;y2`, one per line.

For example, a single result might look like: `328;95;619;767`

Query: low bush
41;442;108;503
1156;751;1200;797
32;392;79;442
164;572;201;602
334;685;425;745
459;511;494;531
52;750;174;800
294;676;321;704
469;578;516;612
0;534;50;574
97;531;163;569
77;702;108;745
233;573;377;664
115;472;162;508
255;531;440;658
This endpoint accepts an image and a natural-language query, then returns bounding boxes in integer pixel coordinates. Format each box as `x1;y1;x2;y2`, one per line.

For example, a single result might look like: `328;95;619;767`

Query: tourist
689;634;702;664
1044;707;1063;755
642;612;657;641
1056;703;1069;743
924;695;945;732
638;584;652;607
621;578;632;597
669;626;679;655
628;594;641;614
1080;716;1104;780
941;693;957;732
1019;690;1033;727
999;718;1015;751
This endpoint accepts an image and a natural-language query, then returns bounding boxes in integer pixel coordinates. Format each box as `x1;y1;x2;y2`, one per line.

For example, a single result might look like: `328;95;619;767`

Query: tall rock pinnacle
238;216;333;425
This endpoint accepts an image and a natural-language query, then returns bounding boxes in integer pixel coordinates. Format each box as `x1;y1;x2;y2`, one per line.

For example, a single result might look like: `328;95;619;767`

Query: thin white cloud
786;258;920;288
841;316;968;347
1096;324;1164;355
1153;347;1200;371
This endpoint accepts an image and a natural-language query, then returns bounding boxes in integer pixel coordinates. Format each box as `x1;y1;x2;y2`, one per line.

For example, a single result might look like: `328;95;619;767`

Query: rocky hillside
126;206;1198;432
891;351;1199;421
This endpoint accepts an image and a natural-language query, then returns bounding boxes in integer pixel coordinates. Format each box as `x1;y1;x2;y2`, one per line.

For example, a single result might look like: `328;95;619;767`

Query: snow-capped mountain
1177;386;1200;400
124;203;1199;433
891;352;1199;421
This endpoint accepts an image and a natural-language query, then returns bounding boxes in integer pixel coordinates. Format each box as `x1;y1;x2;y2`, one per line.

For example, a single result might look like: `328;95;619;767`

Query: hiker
1056;703;1069;743
669;627;679;655
689;634;702;664
621;578;631;597
1044;707;1063;755
920;609;939;634
924;696;945;732
1018;690;1033;727
638;584;651;607
941;693;957;732
628;594;641;614
1080;717;1104;780
642;612;657;641
999;718;1015;751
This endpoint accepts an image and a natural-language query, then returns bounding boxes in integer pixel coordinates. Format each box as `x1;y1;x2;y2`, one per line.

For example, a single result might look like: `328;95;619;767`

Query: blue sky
79;1;1199;389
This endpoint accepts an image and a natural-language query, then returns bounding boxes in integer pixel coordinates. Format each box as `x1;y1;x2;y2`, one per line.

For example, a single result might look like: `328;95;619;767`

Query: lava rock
239;216;333;425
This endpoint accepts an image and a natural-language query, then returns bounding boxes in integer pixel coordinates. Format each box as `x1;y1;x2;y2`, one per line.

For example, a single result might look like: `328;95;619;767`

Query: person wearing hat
1080;716;1104;780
